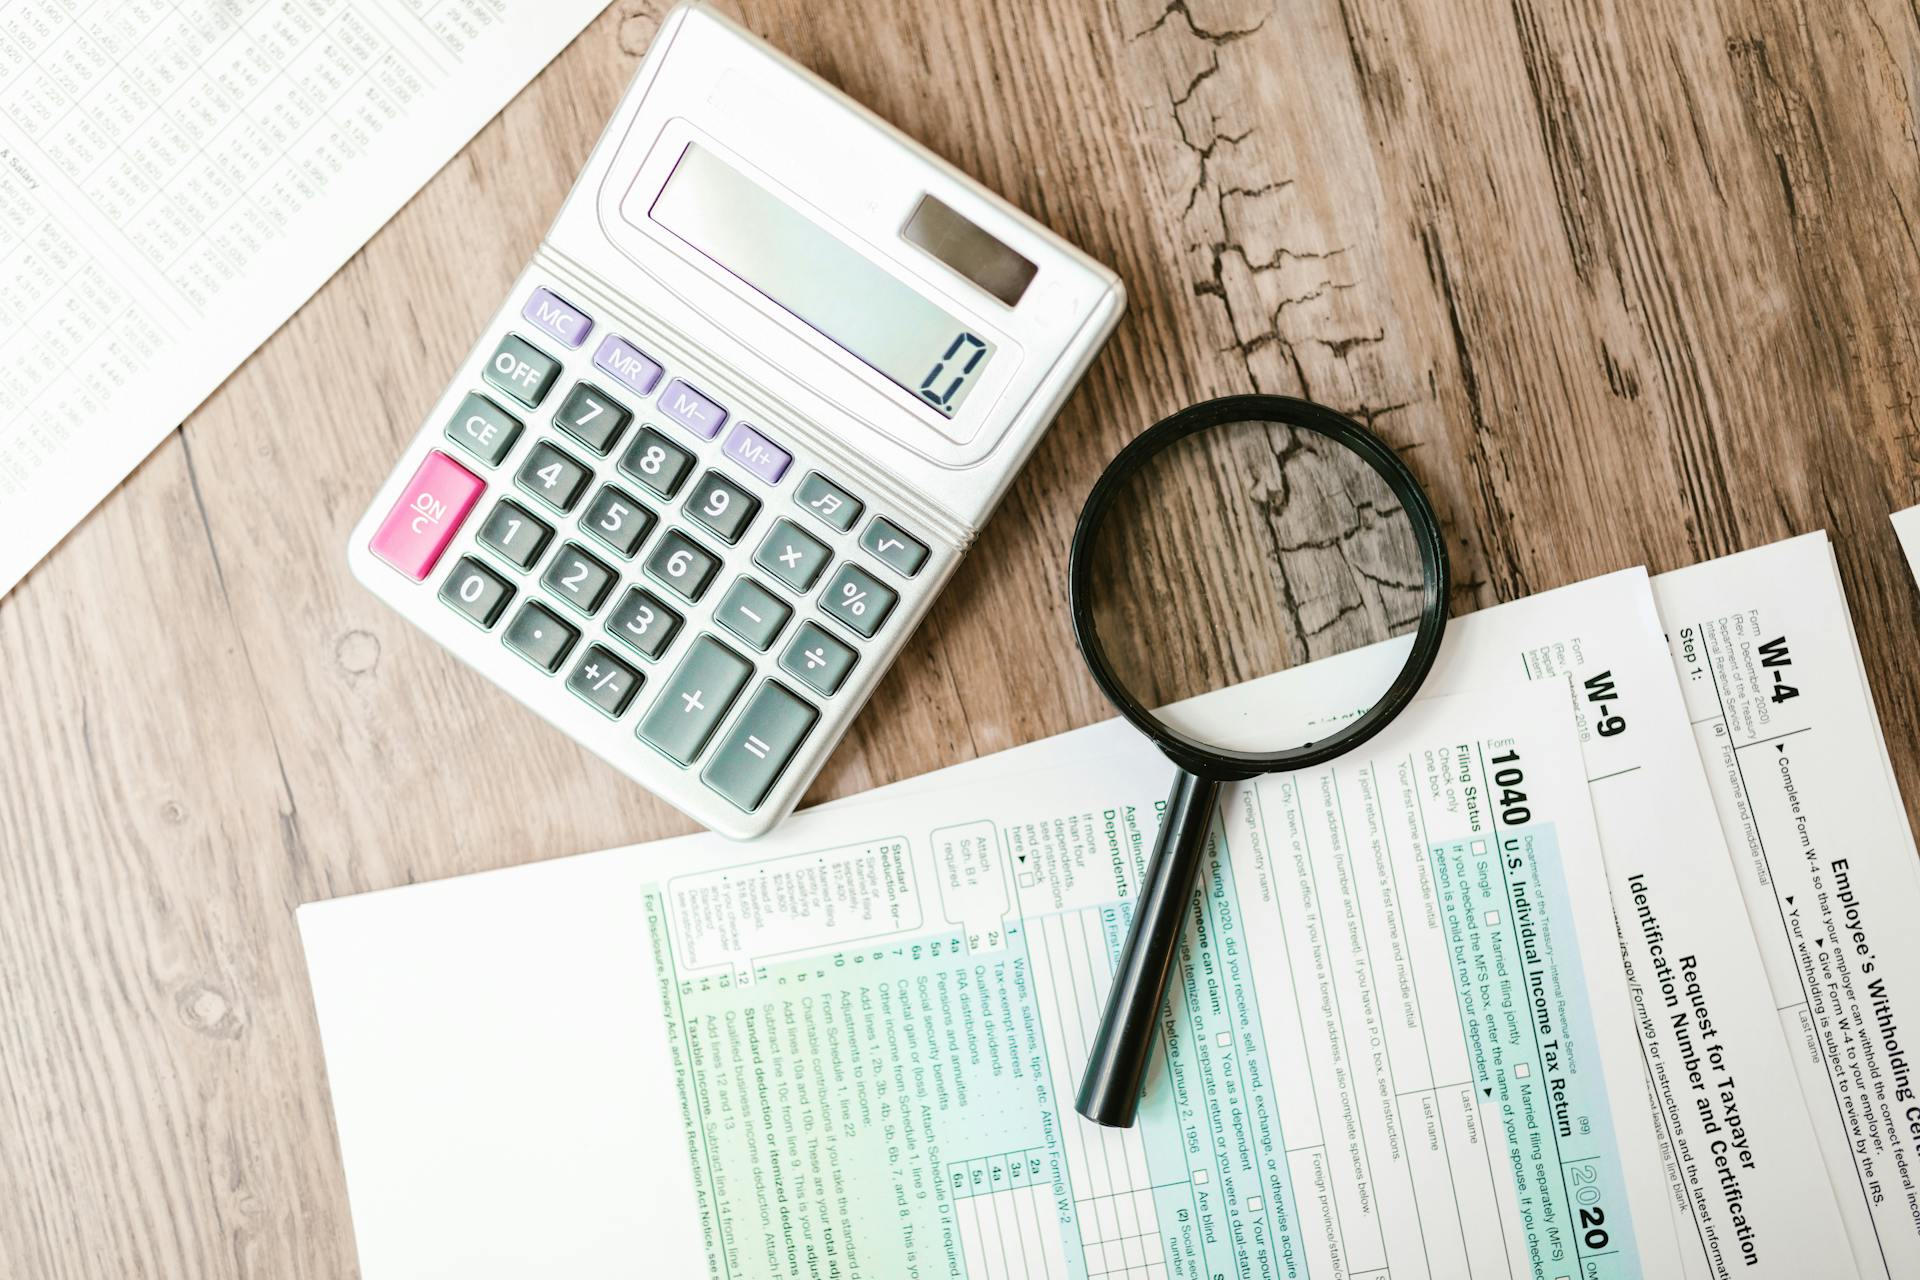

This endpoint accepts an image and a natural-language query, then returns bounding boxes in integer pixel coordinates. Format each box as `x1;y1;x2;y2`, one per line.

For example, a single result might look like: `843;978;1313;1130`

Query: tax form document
301;682;1683;1279
0;0;611;598
864;570;1853;1280
1653;532;1920;1280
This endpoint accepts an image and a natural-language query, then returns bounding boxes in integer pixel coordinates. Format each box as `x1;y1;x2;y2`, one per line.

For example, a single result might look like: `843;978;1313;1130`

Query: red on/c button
370;451;485;581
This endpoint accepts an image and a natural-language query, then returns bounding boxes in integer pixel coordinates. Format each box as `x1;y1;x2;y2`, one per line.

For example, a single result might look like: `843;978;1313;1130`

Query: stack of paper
0;0;612;599
300;531;1920;1280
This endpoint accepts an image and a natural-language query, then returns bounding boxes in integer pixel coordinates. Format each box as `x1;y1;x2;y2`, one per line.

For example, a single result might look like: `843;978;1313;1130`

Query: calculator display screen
651;144;996;418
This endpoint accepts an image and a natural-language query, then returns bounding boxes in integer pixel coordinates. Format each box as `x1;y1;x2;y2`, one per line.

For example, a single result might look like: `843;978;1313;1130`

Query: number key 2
541;542;617;616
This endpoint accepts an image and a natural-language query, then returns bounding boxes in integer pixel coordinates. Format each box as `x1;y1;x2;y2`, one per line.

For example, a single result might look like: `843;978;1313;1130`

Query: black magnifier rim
1069;393;1450;781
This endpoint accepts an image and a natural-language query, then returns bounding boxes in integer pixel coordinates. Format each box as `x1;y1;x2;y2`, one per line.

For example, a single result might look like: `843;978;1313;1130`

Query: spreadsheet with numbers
0;0;611;599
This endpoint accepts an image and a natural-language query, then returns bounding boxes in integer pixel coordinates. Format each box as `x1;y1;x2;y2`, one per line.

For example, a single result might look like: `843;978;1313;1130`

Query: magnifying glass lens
1081;417;1429;755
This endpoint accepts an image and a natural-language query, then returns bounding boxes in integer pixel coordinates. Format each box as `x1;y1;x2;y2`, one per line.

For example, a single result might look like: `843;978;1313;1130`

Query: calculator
347;4;1124;838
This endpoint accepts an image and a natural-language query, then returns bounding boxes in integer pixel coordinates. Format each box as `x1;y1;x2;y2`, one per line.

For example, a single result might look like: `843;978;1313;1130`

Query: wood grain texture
4;0;1920;1273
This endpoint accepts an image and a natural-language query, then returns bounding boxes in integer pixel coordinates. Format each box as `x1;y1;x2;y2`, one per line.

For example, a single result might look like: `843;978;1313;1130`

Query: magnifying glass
1070;393;1449;1128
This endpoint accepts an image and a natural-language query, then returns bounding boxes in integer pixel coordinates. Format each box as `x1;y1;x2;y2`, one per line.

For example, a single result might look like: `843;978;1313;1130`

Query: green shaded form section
1428;826;1642;1280
645;896;1084;1279
1114;829;1309;1279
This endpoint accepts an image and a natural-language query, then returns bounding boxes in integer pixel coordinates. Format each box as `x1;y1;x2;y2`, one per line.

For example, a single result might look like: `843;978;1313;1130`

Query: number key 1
477;498;553;570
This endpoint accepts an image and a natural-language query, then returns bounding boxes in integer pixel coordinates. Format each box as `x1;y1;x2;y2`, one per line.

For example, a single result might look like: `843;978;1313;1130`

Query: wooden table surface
5;0;1920;1273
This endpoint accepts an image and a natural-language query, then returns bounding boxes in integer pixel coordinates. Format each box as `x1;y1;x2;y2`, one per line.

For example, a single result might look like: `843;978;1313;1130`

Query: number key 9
685;470;760;544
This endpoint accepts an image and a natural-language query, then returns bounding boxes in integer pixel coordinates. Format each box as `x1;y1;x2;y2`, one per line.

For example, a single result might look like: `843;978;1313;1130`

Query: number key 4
515;440;591;514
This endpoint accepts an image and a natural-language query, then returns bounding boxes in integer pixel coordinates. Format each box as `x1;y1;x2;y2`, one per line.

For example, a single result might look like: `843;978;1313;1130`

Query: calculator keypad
685;470;760;544
373;280;950;829
541;543;618;616
754;519;832;593
516;441;592;514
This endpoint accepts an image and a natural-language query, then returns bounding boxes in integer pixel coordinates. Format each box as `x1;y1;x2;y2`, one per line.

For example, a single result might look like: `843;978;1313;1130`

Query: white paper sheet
856;570;1855;1280
303;682;1683;1279
1652;532;1920;1280
0;0;611;598
1896;506;1920;588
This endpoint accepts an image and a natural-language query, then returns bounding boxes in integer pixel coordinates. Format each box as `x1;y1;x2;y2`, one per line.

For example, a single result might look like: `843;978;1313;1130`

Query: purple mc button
723;423;791;484
657;377;728;440
521;287;592;348
593;335;663;397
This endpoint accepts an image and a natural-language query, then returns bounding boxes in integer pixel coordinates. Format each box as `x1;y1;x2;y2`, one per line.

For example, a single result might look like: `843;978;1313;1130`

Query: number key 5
582;484;655;558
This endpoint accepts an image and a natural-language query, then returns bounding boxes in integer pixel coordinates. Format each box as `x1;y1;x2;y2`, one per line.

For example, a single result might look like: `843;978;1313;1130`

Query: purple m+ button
723;423;791;484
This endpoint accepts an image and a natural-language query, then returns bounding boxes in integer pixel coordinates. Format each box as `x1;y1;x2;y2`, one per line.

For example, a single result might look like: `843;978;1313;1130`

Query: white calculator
348;4;1124;838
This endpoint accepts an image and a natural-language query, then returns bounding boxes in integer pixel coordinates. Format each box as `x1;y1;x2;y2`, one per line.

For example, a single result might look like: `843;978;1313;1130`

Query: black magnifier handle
1076;767;1222;1128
